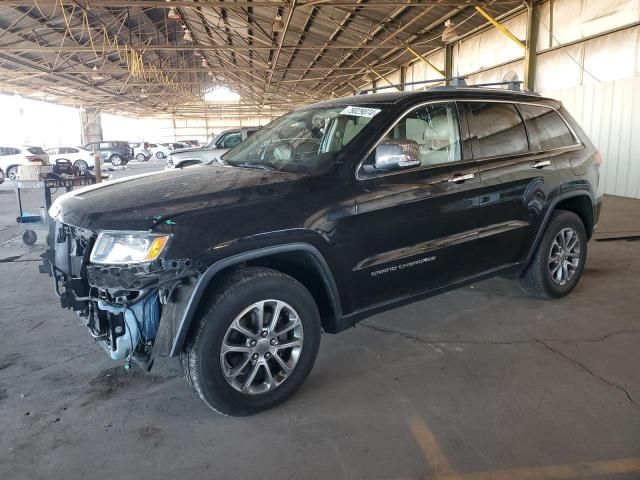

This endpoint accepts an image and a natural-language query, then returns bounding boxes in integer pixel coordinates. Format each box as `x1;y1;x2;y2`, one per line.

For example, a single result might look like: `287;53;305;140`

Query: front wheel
519;210;587;299
7;166;19;181
181;268;321;416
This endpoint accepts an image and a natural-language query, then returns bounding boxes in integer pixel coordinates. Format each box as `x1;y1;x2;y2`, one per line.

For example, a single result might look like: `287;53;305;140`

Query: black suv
44;86;602;416
84;141;133;166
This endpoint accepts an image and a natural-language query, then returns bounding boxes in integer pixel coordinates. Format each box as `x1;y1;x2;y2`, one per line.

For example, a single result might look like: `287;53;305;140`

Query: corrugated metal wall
391;0;640;198
545;78;640;199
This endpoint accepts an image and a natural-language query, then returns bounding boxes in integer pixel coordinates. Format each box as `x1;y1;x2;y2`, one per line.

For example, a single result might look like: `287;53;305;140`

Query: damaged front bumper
40;222;201;368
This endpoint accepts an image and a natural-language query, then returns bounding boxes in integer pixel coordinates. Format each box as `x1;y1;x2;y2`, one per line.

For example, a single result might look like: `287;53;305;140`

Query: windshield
222;105;381;174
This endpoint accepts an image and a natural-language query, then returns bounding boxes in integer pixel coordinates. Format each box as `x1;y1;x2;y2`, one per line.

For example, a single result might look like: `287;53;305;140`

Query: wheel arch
526;189;595;264
168;243;342;357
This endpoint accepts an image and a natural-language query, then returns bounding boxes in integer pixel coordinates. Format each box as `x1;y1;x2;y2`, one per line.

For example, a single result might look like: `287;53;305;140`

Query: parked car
129;142;152;162
148;142;172;159
46;146;95;175
84;141;132;166
162;142;189;151
0;145;49;181
45;87;602;416
166;127;259;169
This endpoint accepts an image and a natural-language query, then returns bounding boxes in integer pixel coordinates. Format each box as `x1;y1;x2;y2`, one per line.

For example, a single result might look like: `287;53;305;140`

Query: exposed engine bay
40;222;200;368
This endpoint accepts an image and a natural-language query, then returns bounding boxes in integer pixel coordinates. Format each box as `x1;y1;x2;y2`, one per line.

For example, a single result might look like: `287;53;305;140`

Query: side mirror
374;140;421;171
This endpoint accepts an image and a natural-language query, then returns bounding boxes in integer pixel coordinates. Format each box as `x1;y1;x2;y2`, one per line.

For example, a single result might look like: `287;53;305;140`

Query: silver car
166;127;259;169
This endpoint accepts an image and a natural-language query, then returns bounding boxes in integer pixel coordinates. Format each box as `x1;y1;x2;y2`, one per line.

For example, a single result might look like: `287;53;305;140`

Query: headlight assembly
90;231;171;265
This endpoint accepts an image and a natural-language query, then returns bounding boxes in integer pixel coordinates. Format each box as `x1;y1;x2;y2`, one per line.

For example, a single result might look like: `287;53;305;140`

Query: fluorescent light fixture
91;65;105;81
204;86;240;102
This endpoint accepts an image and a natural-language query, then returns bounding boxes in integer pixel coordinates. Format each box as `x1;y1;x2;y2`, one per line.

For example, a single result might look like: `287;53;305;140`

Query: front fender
155;242;341;357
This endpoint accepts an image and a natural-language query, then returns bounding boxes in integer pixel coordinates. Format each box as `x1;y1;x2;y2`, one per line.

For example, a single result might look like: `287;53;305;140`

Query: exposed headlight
90;231;171;265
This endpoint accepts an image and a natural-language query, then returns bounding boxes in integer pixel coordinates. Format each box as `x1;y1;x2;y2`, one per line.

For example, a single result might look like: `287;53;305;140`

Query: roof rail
356;76;526;94
356;77;467;95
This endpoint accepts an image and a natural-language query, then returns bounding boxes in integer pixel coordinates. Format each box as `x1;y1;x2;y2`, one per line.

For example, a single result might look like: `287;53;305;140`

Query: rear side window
0;147;7;156
9;148;21;155
465;102;528;158
518;104;576;150
27;147;46;154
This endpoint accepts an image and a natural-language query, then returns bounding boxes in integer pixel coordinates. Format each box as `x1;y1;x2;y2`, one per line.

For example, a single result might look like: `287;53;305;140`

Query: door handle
531;160;551;169
448;173;475;184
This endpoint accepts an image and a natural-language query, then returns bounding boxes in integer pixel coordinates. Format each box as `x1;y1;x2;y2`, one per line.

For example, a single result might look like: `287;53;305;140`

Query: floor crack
535;339;637;405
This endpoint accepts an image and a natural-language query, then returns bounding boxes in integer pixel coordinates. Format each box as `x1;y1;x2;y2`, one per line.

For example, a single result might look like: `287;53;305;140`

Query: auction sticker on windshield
340;106;381;118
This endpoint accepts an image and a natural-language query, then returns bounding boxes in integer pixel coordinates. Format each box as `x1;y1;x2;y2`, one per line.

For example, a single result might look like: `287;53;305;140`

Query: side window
10;148;21;155
99;142;111;149
385;102;462;167
222;133;242;148
68;147;79;154
518;104;576;150
0;147;7;156
466;102;528;158
246;130;257;138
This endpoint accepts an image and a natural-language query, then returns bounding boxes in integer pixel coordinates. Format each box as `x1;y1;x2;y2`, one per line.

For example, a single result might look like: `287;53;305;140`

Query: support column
80;107;102;145
524;0;540;91
444;43;454;85
399;66;407;91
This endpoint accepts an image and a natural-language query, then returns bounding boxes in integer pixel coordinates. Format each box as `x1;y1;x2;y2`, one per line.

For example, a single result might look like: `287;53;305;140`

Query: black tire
155;151;165;159
73;160;89;175
22;230;37;245
7;166;19;181
181;267;321;416
0;169;4;185
110;154;123;166
519;210;587;299
136;153;147;162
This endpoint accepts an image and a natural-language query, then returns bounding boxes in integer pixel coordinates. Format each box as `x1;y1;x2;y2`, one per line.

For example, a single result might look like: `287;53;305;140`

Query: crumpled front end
40;222;200;368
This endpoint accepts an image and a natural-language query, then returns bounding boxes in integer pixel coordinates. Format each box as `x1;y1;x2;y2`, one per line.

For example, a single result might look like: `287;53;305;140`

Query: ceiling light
194;50;202;57
441;19;459;43
167;8;180;20
140;88;148;98
201;58;208;67
183;29;192;42
91;65;105;81
272;14;284;33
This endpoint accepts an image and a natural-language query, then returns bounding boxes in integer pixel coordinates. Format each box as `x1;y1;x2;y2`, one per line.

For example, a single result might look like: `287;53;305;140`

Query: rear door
463;101;557;271
352;101;482;309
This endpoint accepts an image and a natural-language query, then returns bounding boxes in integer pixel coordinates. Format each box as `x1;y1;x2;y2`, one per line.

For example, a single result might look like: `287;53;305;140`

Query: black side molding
168;243;342;357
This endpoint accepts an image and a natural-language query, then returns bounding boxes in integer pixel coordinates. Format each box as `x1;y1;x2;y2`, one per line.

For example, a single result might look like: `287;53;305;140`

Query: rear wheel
0;169;4;184
136;153;147;162
181;268;321;416
155;151;165;159
110;154;123;167
73;160;89;175
519;210;587;299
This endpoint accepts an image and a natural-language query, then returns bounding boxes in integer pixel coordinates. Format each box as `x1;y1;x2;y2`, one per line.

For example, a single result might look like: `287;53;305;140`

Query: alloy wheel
220;299;303;395
548;227;581;286
7;166;18;181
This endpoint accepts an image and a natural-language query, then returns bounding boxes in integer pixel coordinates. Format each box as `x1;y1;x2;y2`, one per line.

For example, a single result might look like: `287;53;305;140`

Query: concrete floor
0;169;639;479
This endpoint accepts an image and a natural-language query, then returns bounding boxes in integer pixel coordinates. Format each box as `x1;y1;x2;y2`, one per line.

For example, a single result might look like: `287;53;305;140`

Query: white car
129;142;152;162
0;145;49;182
46;146;95;175
147;142;172;159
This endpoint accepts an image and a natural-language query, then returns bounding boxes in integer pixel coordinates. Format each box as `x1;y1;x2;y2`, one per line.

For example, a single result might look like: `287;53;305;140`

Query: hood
51;165;301;231
171;145;212;155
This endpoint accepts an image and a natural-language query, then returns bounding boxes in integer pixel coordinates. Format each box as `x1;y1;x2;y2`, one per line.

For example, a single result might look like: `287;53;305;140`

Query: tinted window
9;148;21;155
246;130;257;138
221;133;242;149
0;147;7;156
518;104;576;150
466;102;528;158
68;147;78;153
27;146;46;154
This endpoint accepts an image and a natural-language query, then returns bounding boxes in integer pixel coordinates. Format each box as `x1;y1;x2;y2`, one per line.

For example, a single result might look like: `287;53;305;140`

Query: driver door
351;102;482;309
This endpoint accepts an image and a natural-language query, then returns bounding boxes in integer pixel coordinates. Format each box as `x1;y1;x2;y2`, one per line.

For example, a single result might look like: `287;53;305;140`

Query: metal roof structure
0;1;524;117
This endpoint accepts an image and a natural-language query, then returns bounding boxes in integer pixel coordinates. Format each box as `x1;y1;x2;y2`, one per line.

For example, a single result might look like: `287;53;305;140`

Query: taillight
594;151;602;167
